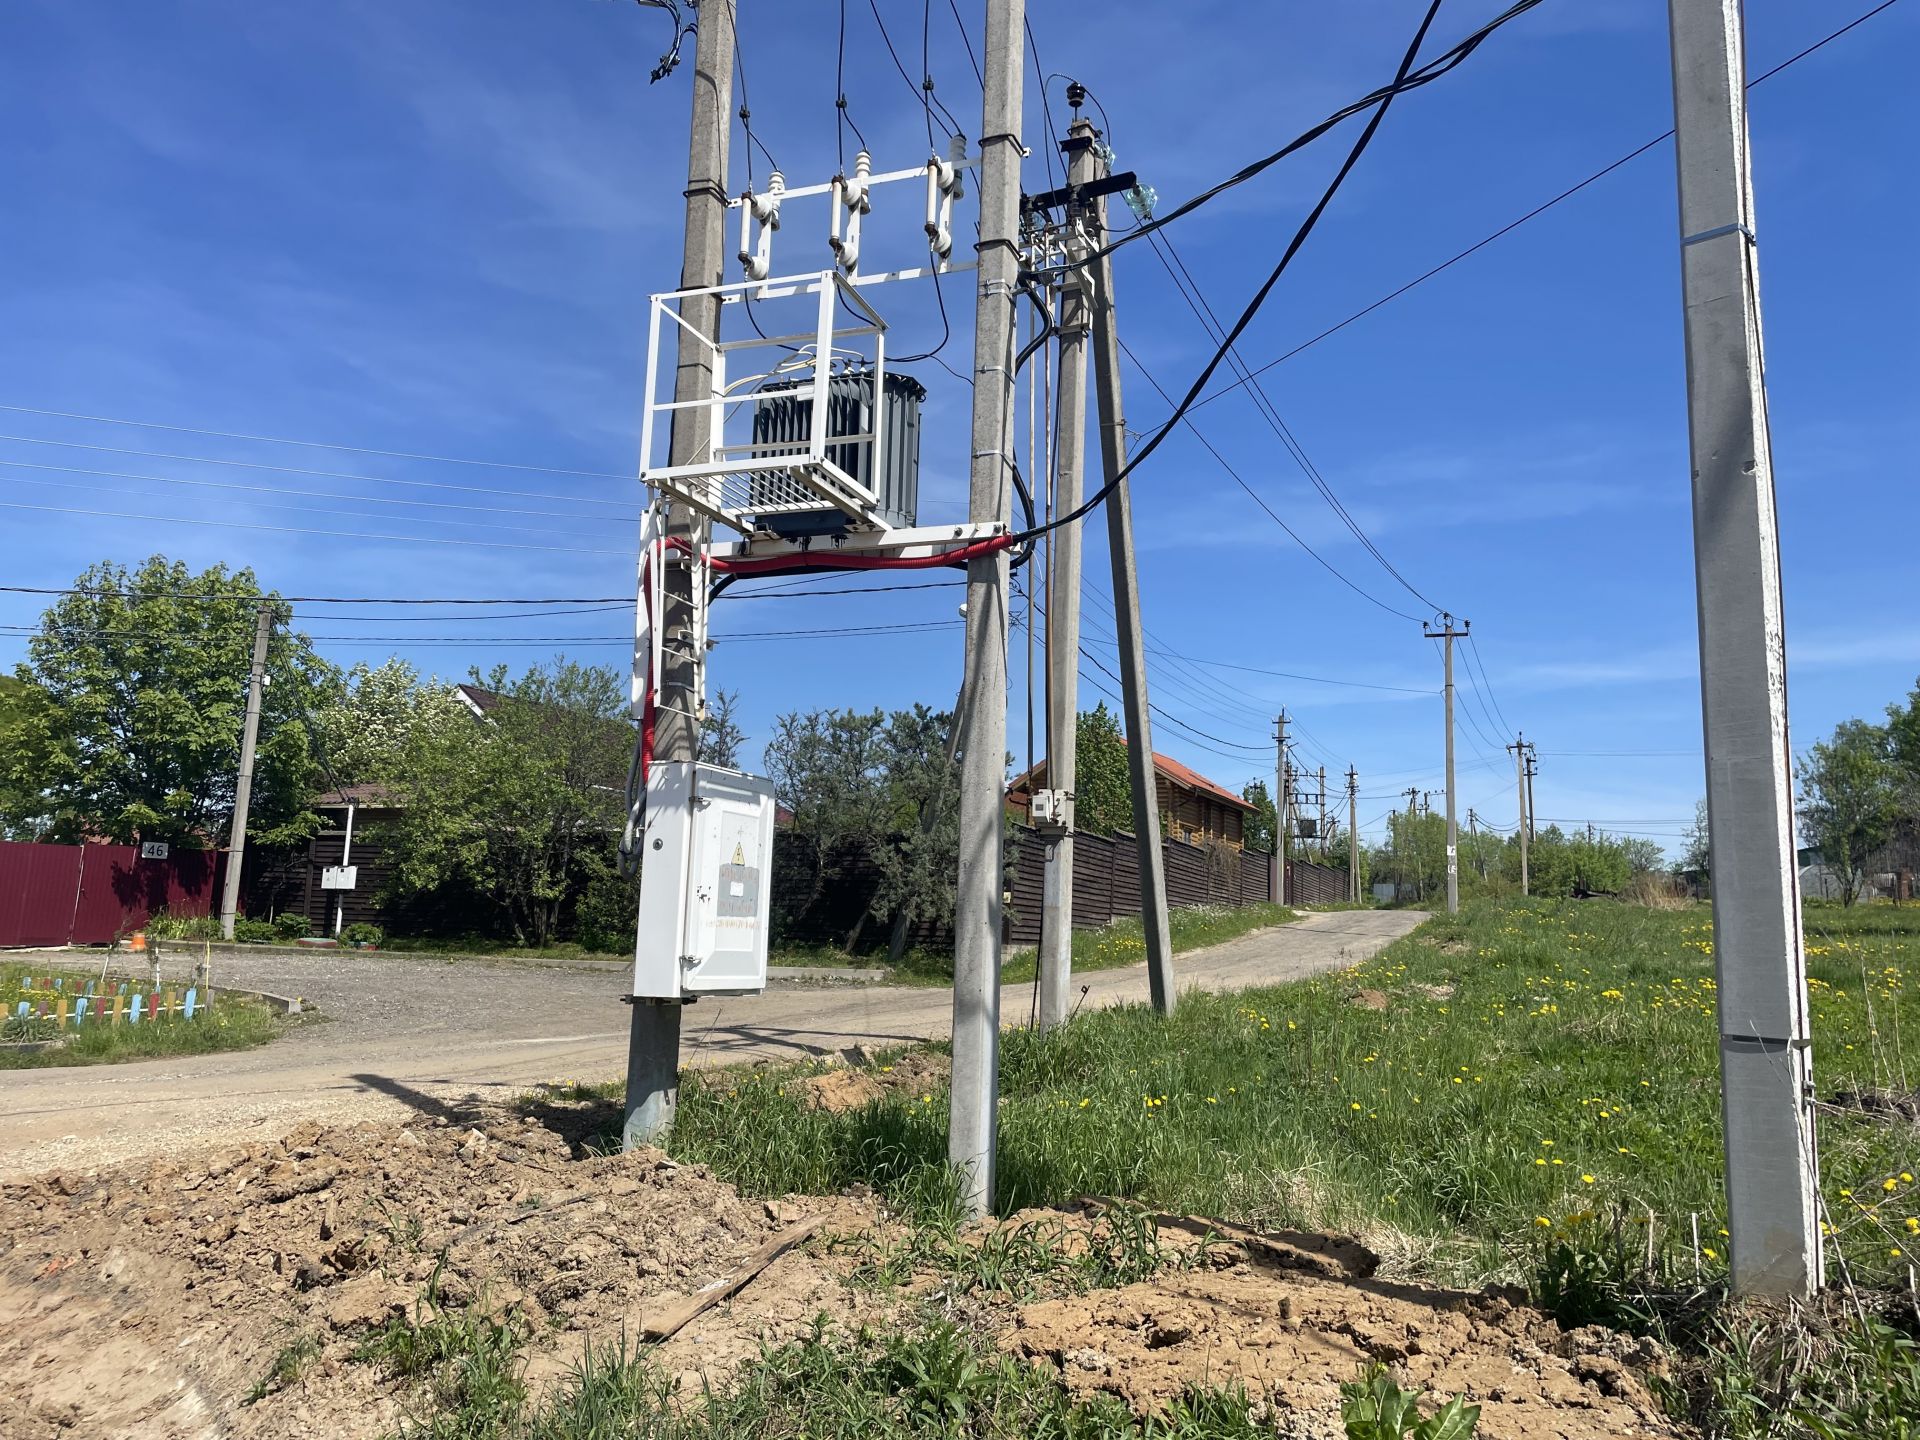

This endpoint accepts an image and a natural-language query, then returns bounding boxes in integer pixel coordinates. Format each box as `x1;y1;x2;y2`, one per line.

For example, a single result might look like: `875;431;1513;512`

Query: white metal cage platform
639;268;923;538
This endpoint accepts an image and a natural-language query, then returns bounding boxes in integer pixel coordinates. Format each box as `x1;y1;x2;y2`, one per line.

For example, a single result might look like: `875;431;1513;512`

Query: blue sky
1;0;1915;857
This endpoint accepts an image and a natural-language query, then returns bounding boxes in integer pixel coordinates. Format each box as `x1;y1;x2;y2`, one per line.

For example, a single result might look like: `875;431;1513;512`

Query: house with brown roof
1007;748;1258;849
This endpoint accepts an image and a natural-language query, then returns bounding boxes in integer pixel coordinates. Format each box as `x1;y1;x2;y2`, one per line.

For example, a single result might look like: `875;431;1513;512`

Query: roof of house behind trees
1009;748;1256;813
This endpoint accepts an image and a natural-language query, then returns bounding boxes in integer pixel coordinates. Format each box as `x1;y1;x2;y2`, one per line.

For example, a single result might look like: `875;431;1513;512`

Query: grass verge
999;901;1299;986
668;897;1920;1438
0;963;287;1068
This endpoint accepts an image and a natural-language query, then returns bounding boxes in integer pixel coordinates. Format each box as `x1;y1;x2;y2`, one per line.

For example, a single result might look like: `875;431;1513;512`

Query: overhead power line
0;402;629;480
0;431;632;508
0;499;631;555
1189;0;1907;408
1027;0;1467;548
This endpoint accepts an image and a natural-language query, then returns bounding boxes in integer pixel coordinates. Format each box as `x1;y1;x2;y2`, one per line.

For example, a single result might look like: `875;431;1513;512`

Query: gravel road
0;909;1425;1178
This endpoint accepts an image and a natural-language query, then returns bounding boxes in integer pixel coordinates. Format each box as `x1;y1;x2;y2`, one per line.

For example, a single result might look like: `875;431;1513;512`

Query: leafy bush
271;912;310;942
341;922;384;948
232;918;277;943
146;910;221;941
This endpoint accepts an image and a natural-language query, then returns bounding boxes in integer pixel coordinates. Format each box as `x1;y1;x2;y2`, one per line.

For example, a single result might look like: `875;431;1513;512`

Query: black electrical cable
1116;335;1423;624
835;0;867;165
729;1;778;179
944;0;982;87
868;0;965;137
1012;0;1453;550
1190;0;1906;409
1046;0;1542;274
1147;229;1445;616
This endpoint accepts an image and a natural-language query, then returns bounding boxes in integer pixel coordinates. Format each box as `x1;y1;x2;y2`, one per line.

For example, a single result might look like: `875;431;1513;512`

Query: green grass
667;897;1920;1439
1000;901;1297;985
373;1316;1275;1440
246;1335;321;1404
0;964;286;1068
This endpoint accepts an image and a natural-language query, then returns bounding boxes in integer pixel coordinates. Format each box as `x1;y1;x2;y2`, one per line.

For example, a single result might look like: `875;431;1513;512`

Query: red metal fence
0;841;226;947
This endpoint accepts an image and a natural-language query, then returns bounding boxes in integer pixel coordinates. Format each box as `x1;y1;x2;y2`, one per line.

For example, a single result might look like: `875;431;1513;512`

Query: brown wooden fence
772;825;1299;953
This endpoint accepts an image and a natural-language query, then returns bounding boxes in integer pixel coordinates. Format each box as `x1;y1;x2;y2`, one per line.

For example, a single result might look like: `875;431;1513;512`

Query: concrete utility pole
1036;124;1093;1034
217;602;272;941
624;0;734;1151
949;0;1026;1215
1082;117;1174;1013
1425;616;1467;914
1346;767;1359;903
1667;0;1819;1296
1316;766;1328;858
1273;712;1289;905
1508;734;1530;896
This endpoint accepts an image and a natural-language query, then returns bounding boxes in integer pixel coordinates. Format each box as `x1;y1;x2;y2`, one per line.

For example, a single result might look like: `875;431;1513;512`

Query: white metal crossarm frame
734;140;977;283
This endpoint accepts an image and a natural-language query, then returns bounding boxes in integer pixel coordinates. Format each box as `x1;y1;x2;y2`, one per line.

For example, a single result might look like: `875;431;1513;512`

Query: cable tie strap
1681;222;1756;248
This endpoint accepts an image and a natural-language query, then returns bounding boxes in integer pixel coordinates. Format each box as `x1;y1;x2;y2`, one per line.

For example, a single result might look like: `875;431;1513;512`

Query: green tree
1798;719;1899;906
1677;798;1711;878
0;675;58;838
311;658;468;788
4;557;335;847
1075;702;1132;835
1241;778;1277;855
382;660;631;944
869;705;960;961
698;689;747;768
763;708;891;947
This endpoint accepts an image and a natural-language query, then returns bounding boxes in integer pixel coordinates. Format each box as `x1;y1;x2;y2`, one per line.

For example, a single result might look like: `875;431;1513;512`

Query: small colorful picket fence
9;976;206;1028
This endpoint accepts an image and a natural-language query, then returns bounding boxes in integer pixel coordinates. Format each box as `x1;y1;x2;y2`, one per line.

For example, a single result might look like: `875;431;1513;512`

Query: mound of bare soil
1004;1260;1677;1440
0;1101;1681;1440
0;1107;885;1440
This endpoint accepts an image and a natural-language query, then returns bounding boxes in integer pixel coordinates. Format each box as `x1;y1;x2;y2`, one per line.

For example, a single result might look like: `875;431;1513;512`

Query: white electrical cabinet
633;762;777;999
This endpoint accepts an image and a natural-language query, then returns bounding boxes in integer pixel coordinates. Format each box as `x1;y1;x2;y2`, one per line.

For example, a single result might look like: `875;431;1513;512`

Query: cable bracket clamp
1681;222;1756;248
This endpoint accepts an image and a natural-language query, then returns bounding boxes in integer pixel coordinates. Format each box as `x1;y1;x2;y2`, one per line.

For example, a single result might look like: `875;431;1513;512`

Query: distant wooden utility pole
218;603;272;941
1425;615;1468;914
1667;0;1819;1296
1508;734;1530;895
1346;767;1359;903
1273;712;1290;905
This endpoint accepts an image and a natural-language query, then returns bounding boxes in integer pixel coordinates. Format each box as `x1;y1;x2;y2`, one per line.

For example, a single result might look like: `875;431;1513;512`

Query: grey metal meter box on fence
633;763;778;999
748;369;924;537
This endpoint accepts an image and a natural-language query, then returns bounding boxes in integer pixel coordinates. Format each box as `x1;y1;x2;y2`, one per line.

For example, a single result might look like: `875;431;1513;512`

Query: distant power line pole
1273;712;1289;905
1525;743;1538;845
950;0;1028;1218
1667;0;1819;1296
1425;615;1468;913
217;602;273;941
1508;734;1530;895
1346;766;1359;903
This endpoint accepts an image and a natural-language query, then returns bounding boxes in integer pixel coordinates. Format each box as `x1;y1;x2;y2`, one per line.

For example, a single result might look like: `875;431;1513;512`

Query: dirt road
0;909;1424;1178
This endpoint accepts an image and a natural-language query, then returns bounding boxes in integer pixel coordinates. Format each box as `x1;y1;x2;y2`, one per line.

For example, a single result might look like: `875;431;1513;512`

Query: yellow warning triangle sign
732;842;745;866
